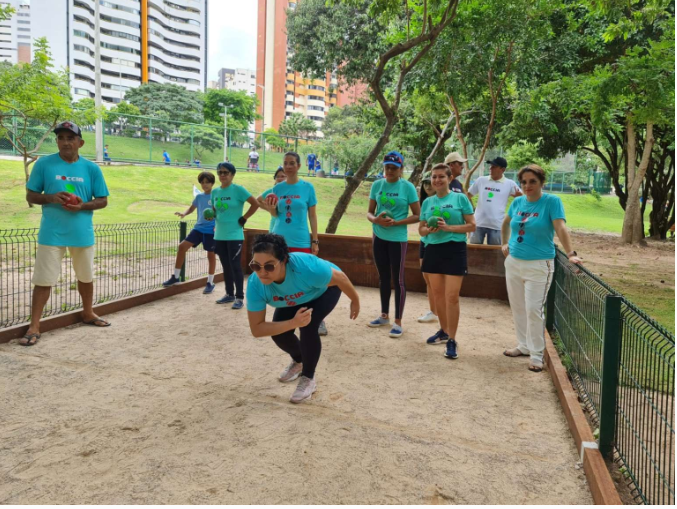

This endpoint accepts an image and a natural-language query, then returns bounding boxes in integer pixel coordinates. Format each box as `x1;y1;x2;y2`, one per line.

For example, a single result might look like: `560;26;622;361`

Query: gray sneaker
279;361;303;383
318;321;328;336
290;376;317;404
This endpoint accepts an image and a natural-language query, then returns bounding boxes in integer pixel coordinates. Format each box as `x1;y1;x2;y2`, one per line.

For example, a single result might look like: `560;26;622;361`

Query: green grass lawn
2;160;630;234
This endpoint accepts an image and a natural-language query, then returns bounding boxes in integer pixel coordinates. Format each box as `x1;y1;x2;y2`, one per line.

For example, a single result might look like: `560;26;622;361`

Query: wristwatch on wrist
311;240;319;245
567;250;578;257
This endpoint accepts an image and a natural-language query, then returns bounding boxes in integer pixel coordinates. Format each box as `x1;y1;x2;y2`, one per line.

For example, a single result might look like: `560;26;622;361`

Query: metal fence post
545;256;558;333
190;125;194;164
148;118;153;163
179;221;187;282
599;295;622;457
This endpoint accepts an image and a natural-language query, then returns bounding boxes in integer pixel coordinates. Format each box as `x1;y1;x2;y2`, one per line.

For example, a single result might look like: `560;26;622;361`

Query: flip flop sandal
528;362;544;372
84;318;111;327
20;333;41;346
503;348;528;357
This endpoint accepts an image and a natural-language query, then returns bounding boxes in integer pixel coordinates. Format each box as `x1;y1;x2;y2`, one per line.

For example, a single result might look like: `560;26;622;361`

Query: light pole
218;102;228;161
94;0;103;161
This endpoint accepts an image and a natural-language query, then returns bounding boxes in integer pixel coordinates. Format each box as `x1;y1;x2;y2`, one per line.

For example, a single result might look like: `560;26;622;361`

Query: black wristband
238;217;247;227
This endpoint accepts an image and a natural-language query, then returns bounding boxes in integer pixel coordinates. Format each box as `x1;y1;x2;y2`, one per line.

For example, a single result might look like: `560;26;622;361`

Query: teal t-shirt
420;192;474;244
270;180;317;248
507;193;566;261
246;252;340;312
262;187;277;232
211;183;252;241
26;153;109;247
369;178;419;242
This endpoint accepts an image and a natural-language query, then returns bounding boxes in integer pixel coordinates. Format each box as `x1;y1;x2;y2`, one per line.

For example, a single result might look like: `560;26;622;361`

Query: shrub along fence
547;248;674;505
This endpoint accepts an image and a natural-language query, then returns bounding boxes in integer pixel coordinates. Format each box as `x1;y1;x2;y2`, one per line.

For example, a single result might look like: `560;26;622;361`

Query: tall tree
288;0;460;233
203;88;258;133
124;83;204;125
278;112;318;138
0;38;73;183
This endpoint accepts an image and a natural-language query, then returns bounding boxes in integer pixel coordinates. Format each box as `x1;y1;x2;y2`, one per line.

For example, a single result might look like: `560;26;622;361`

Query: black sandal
19;333;41;346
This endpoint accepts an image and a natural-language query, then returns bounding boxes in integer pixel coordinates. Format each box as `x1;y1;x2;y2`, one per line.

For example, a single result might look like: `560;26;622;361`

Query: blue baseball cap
383;151;404;168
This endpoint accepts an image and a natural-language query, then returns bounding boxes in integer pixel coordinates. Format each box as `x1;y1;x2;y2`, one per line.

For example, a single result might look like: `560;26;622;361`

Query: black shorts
421;240;468;276
185;229;215;252
419;241;426;259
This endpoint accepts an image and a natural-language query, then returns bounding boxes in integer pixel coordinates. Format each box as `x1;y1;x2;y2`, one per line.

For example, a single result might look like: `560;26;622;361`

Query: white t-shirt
468;176;520;230
248;151;259;161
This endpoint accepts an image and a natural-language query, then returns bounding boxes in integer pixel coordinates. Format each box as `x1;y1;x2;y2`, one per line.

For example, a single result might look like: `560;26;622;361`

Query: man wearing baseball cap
467;156;521;245
22;121;110;346
444;151;467;193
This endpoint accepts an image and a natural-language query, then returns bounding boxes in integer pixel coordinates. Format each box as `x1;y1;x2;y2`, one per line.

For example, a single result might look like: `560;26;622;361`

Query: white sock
207;274;214;284
174;268;181;278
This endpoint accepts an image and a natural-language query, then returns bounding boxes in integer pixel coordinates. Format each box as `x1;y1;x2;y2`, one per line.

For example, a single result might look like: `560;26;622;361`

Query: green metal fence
0;221;210;329
547;249;675;504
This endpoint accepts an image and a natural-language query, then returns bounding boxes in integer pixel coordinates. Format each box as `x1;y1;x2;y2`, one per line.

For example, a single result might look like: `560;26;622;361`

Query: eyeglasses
520;179;540;185
249;260;281;273
218;171;231;176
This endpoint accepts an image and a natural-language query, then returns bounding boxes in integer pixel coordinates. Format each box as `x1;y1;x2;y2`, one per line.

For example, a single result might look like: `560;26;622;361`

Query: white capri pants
504;255;554;362
32;244;95;287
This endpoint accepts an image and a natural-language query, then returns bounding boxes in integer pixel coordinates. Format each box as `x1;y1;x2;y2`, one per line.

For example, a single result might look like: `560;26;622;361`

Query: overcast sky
207;0;258;80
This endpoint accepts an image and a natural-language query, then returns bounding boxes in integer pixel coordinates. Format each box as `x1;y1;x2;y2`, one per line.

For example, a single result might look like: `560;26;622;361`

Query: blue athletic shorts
185;229;215;252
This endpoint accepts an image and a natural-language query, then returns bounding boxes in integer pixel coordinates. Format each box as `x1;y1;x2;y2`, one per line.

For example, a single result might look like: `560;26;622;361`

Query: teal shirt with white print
26;153;109;247
420;192;474;244
369;178;419;242
507;193;566;260
211;183;252;241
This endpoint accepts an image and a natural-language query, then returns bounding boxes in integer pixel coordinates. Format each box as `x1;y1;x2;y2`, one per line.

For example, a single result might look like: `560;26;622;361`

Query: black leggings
372;235;408;320
214;240;244;299
271;286;341;379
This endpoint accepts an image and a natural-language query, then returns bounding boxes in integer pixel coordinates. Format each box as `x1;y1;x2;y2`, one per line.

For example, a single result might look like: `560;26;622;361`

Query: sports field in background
2;160;631;233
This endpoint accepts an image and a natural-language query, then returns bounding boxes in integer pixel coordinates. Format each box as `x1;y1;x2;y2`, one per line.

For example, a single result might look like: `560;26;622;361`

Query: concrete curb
544;331;622;505
0;274;224;344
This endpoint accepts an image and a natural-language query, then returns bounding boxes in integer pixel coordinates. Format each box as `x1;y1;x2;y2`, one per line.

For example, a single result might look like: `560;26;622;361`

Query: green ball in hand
381;210;394;219
427;216;441;229
203;208;215;220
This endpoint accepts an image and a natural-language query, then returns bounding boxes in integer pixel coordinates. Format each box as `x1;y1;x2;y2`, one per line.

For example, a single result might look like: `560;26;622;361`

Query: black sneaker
445;339;458;359
162;275;179;287
426;329;448;345
216;294;235;304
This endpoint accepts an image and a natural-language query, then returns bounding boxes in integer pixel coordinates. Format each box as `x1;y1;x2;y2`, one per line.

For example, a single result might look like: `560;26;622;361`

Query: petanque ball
382;210;394;219
203;208;215;220
427;216;440;228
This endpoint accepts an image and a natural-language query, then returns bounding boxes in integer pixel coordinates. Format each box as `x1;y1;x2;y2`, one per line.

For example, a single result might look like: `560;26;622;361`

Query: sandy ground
0;286;592;504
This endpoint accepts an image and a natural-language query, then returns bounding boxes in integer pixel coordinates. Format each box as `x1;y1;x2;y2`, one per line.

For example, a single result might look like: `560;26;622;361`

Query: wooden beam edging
544;331;622;505
0;274;224;344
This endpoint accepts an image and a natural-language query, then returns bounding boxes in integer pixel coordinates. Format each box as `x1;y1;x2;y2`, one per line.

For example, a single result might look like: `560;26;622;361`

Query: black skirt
421;240;468;276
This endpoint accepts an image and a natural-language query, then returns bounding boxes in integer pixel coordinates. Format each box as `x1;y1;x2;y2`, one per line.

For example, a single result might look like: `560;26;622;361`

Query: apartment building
0;0;31;64
218;67;256;96
256;0;364;135
31;0;207;104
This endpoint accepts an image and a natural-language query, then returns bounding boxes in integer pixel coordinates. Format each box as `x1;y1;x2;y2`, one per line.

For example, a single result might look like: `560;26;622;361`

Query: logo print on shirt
432;207;451;220
273;292;305;306
379;191;396;208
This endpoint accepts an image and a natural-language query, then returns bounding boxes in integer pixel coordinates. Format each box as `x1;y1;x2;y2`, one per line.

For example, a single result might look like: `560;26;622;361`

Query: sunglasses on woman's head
249;260;280;273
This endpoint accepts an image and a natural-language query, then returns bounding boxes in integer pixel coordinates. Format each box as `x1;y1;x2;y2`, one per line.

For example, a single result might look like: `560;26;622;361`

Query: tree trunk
621;120;654;244
325;115;397;234
409;111;455;187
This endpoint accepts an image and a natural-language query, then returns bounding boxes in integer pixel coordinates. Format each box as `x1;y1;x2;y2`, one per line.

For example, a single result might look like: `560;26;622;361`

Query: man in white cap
444;151;466;193
467;156;521;245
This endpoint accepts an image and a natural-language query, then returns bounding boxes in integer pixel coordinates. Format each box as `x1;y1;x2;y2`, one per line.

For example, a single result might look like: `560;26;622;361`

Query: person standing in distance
444;152;467;193
247;148;260;172
22;121;110;346
306;152;316;176
467;157;521;245
417;172;438;324
162;150;171;165
366;151;420;338
501;164;582;372
260;152;329;336
211;162;259;309
419;163;476;360
246;234;360;403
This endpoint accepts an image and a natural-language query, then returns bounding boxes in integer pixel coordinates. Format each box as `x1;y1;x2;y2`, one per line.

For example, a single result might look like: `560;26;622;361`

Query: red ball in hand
65;193;79;206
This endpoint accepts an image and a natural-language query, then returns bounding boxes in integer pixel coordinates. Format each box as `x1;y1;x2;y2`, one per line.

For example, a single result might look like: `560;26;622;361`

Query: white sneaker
279;361;303;383
417;311;438;323
290;376;317;404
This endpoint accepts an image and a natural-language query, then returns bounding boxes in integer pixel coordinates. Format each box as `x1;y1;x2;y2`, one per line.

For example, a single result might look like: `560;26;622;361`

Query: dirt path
0;287;592;504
